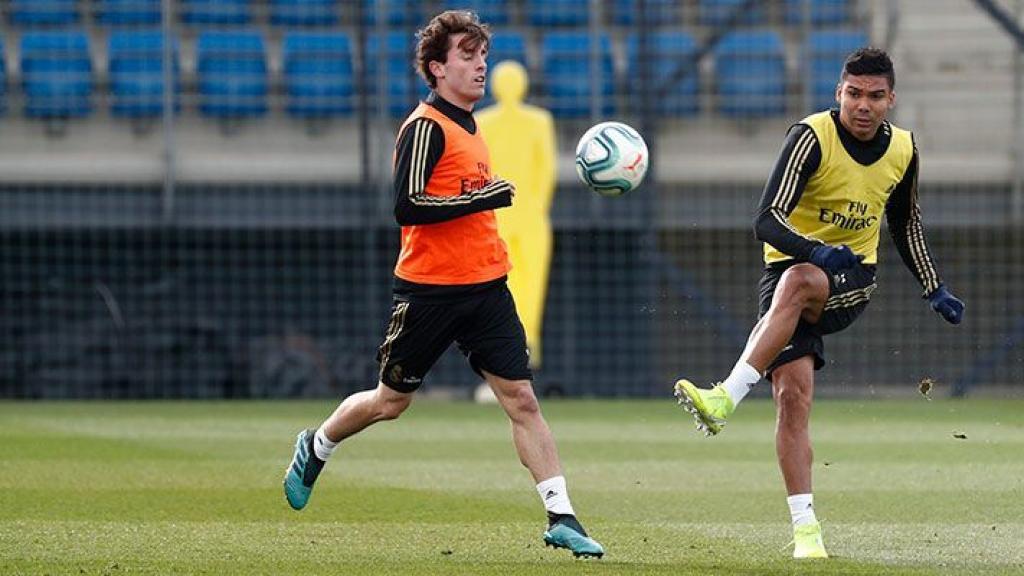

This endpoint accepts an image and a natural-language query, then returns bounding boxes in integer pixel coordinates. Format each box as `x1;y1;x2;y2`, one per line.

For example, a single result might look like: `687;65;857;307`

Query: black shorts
376;282;532;393
759;261;877;375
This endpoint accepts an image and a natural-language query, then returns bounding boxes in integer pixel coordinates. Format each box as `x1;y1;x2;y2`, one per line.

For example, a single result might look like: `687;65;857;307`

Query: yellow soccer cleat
792;521;829;559
672;379;734;437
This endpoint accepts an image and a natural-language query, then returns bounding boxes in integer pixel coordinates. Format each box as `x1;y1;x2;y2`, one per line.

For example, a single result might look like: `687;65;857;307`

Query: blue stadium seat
96;0;162;26
785;0;853;25
699;0;766;27
270;0;339;27
9;0;79;27
362;0;423;26
196;30;267;118
365;32;425;118
714;30;786;118
283;31;353;118
488;31;527;66
440;0;510;26
626;32;699;116
476;31;526;109
181;0;252;26
612;0;682;26
540;31;614;118
108;31;179;118
807;29;869;111
20;30;93;118
525;0;589;26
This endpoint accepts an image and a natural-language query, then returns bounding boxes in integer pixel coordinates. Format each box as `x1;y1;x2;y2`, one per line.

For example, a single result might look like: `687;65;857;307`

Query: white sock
313;426;338;461
721;361;761;406
787;493;818;527
536;475;575;516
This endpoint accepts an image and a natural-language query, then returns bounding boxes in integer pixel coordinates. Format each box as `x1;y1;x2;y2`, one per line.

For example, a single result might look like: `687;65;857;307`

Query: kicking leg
674;263;829;435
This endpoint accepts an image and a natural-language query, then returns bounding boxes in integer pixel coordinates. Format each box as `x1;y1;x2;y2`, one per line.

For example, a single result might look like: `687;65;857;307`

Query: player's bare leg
675;264;829;435
772;356;828;558
484;371;604;558
284;383;412;510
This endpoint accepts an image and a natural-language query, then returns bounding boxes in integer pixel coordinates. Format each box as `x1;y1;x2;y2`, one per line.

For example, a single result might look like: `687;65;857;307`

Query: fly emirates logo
818;200;877;231
461;162;491;194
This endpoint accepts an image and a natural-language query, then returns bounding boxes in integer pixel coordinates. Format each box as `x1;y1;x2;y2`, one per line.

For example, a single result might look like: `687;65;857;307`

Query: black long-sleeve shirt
392;92;512;226
754;110;942;295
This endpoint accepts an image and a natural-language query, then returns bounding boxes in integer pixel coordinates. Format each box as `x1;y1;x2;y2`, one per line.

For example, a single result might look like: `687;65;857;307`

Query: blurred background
0;0;1020;400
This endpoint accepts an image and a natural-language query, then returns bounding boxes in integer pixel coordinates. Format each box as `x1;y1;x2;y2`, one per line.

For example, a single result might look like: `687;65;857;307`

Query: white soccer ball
574;121;649;197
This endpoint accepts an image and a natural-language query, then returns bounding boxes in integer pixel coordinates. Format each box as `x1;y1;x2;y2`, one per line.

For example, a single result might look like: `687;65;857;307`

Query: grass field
2;398;1023;575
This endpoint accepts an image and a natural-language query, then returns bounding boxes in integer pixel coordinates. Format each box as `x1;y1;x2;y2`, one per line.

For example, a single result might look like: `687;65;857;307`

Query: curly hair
842;47;895;89
415;10;491;89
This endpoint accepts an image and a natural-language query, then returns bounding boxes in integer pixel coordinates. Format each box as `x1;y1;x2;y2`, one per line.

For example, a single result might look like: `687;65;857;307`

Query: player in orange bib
283;10;603;559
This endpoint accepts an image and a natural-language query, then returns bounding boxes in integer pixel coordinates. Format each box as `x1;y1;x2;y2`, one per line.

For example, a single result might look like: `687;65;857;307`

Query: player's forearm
394;186;511;225
754;207;822;262
885;151;942;295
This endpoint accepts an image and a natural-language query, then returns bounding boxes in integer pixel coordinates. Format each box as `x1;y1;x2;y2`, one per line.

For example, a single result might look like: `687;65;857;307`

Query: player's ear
429;60;446;80
888;90;896;109
834;82;842;104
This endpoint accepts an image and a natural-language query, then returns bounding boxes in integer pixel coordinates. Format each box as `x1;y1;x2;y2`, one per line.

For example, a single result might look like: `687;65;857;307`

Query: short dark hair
841;47;895;89
415;10;491;89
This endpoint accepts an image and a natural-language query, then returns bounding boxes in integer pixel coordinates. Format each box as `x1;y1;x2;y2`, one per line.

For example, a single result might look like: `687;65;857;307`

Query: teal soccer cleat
543;514;604;559
283;429;325;511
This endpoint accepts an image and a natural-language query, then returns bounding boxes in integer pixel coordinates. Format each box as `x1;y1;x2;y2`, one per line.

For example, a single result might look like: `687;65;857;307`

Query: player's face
430;33;488;110
835;74;895;141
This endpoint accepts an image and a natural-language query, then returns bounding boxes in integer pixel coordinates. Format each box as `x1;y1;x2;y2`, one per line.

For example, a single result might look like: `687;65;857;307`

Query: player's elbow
753;209;775;242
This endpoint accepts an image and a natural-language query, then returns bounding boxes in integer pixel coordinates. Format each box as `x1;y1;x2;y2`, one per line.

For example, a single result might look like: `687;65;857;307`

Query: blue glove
809;244;863;274
927;285;964;325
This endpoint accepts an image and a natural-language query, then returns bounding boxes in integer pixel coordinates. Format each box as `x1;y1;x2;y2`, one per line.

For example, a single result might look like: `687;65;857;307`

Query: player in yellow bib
672;48;964;558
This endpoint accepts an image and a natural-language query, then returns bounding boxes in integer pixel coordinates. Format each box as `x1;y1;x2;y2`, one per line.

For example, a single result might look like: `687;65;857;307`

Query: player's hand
809;244;863;274
926;285;964;325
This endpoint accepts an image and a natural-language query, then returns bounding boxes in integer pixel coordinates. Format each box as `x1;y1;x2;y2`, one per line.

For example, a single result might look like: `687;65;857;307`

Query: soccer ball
574;121;649;197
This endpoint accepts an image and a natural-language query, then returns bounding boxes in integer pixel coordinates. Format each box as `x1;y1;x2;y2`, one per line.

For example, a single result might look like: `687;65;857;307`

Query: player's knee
375;394;411;421
501;382;541;420
777;265;827;304
774;381;812;418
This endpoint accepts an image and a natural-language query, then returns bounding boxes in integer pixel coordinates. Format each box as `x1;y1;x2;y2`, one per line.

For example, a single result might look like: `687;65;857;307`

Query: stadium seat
699;0;767;27
196;30;268;118
361;0;424;26
269;0;339;27
488;31;527;67
806;29;869;111
365;32;425;118
612;0;682;27
439;0;510;26
525;0;589;27
20;30;93;119
714;30;787;118
540;31;614;118
9;0;80;27
282;31;353;118
96;0;162;26
785;0;853;26
475;31;526;109
181;0;252;26
108;31;179;118
626;32;700;117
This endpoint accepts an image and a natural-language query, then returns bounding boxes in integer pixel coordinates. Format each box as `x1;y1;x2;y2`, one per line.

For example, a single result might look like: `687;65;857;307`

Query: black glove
809;244;863;274
926;285;964;325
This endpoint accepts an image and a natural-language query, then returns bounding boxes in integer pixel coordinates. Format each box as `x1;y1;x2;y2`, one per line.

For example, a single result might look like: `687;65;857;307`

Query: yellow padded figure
477;61;557;369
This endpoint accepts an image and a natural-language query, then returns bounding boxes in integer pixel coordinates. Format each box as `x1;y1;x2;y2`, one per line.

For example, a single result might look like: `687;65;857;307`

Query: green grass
2;398;1023;575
